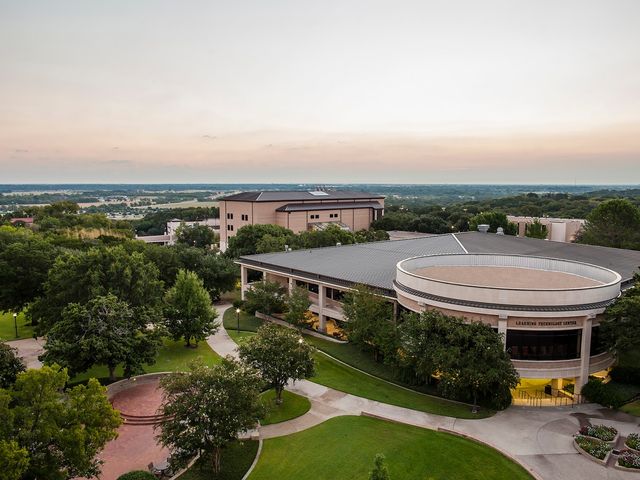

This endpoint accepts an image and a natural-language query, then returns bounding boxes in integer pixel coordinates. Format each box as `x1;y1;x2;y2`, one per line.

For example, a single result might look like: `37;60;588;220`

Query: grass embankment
223;313;491;419
178;440;258;480
0;311;34;341
260;389;311;425
70;337;221;385
249;415;533;480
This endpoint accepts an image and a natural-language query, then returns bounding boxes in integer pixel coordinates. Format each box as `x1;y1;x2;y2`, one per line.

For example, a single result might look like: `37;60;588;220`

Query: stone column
575;315;593;395
240;265;248;301
288;277;294;295
318;284;327;333
498;315;508;349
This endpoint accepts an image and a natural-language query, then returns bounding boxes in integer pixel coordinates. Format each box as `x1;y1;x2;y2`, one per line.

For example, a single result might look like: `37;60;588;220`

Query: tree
164;270;219;347
176;224;217;248
226;224;294;258
243;280;286;315
175;247;238;300
30;245;163;332
411;214;449;234
0;439;29;480
0;343;26;388
580;199;640;249
0;226;59;313
41;294;161;381
343;285;396;362
525;219;548;239
238;323;315;404
157;359;263;474
354;229;390;243
1;365;120;480
369;453;391;480
284;286;311;329
601;275;640;354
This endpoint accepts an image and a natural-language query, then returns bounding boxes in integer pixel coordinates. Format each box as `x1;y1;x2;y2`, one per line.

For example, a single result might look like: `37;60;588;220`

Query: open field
248;415;532;480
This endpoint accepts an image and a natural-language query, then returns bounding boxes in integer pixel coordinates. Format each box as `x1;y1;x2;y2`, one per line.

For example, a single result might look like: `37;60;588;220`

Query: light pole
13;312;18;338
236;308;241;334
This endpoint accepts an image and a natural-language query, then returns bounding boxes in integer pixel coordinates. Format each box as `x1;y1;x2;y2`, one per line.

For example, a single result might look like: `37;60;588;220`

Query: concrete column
551;378;563;395
288;277;294;295
392;301;399;324
318;284;327;333
575;316;593;395
240;265;249;301
498;316;508;349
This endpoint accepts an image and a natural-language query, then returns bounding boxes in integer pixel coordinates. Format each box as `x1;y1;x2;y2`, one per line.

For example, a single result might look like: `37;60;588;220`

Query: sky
1;0;639;184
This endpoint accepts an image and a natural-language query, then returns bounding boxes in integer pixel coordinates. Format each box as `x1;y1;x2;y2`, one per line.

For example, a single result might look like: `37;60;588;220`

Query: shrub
574;435;612;460
610;366;640;386
117;471;157;480
619;450;640;469
581;378;628;408
627;433;640;451
579;424;618;442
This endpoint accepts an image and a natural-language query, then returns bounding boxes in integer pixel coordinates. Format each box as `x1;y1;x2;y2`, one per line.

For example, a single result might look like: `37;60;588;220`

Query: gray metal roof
238;232;640;294
220;190;384;202
275;201;384;212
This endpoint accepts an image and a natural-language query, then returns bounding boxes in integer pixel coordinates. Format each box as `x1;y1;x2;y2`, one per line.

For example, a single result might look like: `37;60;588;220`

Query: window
226;213;234;220
506;329;582;361
227;224;234;231
325;287;344;302
296;280;319;294
241;214;248;221
310;214;320;220
329;213;338;219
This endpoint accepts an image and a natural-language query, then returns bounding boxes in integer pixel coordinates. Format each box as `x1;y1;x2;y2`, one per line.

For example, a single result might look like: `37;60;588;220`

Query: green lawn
0;311;34;341
179;440;259;480
70;337;221;385
261;389;311;426
621;400;640;417
225;327;490;419
223;308;264;332
249;415;532;480
312;351;491;419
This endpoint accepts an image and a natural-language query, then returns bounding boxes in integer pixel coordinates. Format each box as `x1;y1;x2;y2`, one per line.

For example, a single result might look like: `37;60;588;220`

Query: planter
616;450;640;472
577;425;619;444
573;437;611;466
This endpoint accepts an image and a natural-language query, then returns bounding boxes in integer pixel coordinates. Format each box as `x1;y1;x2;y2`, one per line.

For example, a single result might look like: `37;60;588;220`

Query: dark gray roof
238;232;640;294
220;190;384;202
275;201;384;212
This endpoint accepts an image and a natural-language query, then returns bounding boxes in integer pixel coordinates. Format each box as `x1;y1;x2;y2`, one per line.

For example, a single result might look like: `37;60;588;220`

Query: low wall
106;372;172;400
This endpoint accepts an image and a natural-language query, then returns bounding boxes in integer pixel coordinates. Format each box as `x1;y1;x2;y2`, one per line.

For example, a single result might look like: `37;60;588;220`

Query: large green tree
0;343;26;389
30;245;163;332
0;365;120;480
176;224;217;249
238;323;315;404
164;270;218;347
157;359;263;473
0;226;59;313
243;280;286;316
284;286;312;329
601;275;640;354
343;285;396;362
579;199;640;249
226;224;294;258
41;294;161;381
174;247;238;300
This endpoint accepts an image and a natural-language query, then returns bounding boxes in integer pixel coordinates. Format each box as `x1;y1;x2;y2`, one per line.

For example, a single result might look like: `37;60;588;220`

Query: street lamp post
236;308;241;334
13;312;18;338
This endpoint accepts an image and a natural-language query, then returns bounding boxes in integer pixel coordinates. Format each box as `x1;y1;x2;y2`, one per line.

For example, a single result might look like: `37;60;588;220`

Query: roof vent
496;227;504;235
309;191;329;196
477;224;490;233
336;242;342;247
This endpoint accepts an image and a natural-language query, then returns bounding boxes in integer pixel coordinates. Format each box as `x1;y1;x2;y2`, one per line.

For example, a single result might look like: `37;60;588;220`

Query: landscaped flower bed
579;424;618;442
574;435;613;461
618;450;640;470
626;433;640;452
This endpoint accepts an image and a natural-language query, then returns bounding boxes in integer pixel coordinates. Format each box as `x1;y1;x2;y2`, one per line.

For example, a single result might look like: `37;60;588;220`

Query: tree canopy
41;294;161;381
163;270;219;347
0;365;120;480
243;280;287;316
602;275;640;355
525;218;548;239
0;343;26;389
157;359;263;473
579;199;640;249
176;224;217;248
284;286;312;329
238;323;315;403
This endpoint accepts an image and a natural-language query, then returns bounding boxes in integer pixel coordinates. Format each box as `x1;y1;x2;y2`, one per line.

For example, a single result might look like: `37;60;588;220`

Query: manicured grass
261;389;311;426
223;308;265;332
227;330;255;344
179;440;259;480
225;327;489;419
0;311;34;341
621;400;640;417
312;351;491;419
70;337;221;385
249;415;532;480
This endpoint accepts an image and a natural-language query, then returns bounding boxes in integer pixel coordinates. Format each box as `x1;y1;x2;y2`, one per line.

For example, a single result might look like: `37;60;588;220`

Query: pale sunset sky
1;0;639;184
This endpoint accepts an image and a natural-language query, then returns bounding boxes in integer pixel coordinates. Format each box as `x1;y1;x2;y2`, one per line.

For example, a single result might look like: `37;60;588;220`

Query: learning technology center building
237;231;640;401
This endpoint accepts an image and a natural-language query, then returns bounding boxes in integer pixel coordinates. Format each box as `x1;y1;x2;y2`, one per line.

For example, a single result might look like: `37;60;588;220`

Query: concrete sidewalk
207;321;640;480
5;337;44;369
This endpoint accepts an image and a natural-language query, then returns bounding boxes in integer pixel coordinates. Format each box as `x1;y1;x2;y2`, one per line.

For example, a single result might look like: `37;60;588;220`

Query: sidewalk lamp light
236;308;241;334
13;312;18;338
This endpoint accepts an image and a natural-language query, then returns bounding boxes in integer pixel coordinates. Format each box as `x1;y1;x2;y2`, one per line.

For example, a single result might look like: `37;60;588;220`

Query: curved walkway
207;319;640;480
